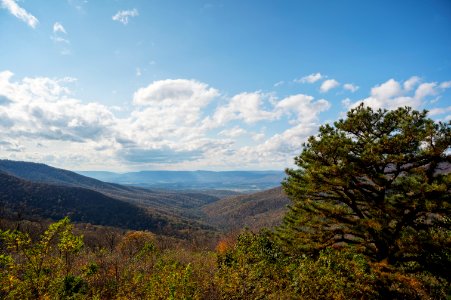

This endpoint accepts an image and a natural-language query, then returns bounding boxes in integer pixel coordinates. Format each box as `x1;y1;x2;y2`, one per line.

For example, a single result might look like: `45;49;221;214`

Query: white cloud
51;36;70;44
136;67;142;77
275;94;330;124
343;83;359;93
0;71;336;169
252;132;265;142
403;76;421;91
273;81;284;87
133;79;218;108
67;0;88;12
112;8;138;25
341;98;352;108
370;79;402;99
5;70;446;171
1;0;38;28
320;79;339;93
428;106;451;116
129;79;219;151
439;81;451;89
205;92;277;127
53;22;66;34
51;22;70;55
347;78;445;111
415;82;437;100
219;126;247;138
0;71;115;144
295;72;323;84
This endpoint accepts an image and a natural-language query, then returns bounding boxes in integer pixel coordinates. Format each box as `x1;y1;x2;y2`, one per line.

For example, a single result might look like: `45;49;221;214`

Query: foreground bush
1;219;449;299
0;218;217;299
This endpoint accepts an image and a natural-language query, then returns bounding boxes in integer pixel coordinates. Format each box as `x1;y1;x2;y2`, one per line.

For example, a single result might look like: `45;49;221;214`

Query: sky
0;0;450;172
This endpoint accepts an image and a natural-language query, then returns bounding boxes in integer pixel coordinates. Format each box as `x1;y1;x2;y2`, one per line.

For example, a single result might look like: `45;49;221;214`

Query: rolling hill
201;186;290;231
0;171;165;231
0;159;221;218
0;159;126;191
0;159;290;236
0;160;221;236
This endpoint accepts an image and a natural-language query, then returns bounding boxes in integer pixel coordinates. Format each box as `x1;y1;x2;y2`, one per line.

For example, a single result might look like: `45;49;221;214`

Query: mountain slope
0;159;128;191
0;160;221;236
0;160;220;216
0;171;166;231
202;187;290;231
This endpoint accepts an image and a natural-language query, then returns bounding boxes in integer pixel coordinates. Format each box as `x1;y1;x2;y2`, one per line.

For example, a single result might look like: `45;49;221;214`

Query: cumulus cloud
133;79;218;107
219;126;247;138
343;83;359;93
347;78;447;111
112;9;138;25
371;79;402;99
132;79;218;132
1;0;38;28
403;76;421;91
8;70;446;171
233;95;332;166
295;72;323;84
415;82;437;100
0;70;338;169
0;71;114;142
252;132;265;142
320;79;339;93
205;92;277;128
275;94;330;124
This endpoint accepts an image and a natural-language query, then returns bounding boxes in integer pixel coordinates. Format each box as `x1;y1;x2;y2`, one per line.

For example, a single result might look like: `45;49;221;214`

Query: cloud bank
0;71;449;171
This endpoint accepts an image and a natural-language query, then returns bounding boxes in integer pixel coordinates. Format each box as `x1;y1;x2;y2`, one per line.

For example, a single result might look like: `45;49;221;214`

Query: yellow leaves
117;231;155;257
362;219;383;231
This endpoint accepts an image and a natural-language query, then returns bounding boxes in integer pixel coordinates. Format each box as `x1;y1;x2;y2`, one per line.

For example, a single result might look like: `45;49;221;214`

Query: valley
0;159;288;237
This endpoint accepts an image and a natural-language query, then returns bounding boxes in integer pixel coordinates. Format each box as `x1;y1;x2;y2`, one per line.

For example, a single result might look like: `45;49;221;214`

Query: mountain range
0;159;289;237
78;170;285;191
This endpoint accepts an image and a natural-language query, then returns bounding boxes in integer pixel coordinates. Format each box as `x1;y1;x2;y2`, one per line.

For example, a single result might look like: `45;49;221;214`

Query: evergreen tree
278;105;450;271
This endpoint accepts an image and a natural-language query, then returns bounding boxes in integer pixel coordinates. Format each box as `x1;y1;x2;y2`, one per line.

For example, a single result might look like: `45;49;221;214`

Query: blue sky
0;0;450;171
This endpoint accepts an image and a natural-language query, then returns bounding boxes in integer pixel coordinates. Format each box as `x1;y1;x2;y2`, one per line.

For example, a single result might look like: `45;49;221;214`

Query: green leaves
279;104;450;266
0;217;85;298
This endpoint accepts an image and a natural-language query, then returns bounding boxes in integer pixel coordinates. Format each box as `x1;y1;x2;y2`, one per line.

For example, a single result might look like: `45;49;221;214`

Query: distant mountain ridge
78;170;286;191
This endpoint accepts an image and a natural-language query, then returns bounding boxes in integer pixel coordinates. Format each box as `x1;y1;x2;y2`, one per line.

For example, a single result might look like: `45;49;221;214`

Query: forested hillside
0;171;166;231
202;187;289;231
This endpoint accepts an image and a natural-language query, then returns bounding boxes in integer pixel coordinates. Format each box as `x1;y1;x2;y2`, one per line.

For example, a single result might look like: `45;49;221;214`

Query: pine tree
278;104;450;270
